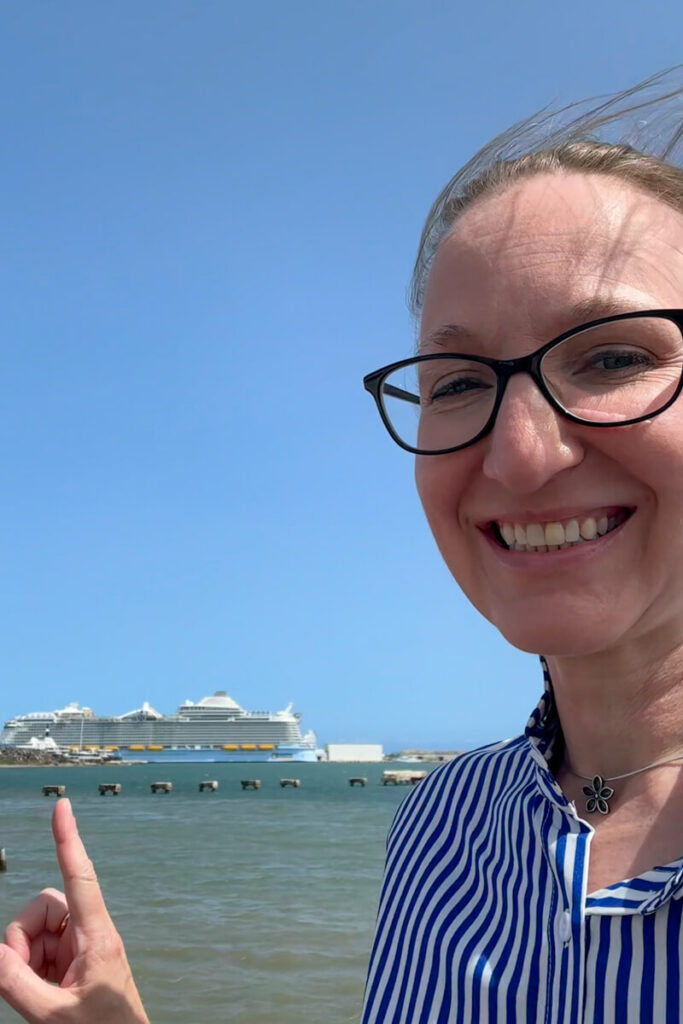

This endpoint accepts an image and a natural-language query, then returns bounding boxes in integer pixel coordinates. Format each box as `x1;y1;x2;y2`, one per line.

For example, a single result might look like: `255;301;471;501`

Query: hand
0;798;150;1024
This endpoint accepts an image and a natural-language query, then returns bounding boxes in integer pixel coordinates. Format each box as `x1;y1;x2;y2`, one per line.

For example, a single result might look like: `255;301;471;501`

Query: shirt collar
524;655;563;767
522;657;573;810
586;859;683;916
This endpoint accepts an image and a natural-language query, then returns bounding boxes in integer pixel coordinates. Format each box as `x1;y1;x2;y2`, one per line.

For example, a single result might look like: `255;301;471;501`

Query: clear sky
1;2;680;752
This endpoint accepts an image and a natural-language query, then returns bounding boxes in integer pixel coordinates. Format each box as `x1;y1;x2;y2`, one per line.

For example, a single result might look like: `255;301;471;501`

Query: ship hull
118;747;318;763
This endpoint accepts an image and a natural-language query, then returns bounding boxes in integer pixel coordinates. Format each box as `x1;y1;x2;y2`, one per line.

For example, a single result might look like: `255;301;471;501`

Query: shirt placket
536;763;593;1024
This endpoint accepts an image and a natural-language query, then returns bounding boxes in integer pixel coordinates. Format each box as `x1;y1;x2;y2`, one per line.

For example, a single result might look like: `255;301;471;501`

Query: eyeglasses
363;310;683;455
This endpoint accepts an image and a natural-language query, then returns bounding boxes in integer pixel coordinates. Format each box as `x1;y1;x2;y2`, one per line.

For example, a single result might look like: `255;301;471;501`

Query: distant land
0;747;463;767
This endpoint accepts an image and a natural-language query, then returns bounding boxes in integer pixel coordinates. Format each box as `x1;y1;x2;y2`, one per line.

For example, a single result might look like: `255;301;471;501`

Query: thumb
0;943;73;1024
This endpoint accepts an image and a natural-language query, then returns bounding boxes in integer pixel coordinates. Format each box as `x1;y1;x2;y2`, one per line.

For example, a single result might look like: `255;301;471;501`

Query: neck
545;635;683;780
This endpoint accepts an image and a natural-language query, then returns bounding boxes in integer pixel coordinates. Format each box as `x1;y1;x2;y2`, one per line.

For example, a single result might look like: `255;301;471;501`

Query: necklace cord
569;753;683;783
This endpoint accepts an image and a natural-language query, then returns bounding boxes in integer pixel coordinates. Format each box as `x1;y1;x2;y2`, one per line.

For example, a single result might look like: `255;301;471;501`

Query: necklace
568;754;683;815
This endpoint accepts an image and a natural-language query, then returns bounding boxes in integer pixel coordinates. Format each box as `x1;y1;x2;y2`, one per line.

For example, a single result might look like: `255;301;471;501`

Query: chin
485;607;633;658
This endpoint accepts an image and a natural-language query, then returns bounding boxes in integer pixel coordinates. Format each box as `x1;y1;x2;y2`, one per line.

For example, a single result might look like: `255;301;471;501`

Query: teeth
526;523;545;546
496;510;627;552
501;524;515;547
565;519;580;543
544;522;565;546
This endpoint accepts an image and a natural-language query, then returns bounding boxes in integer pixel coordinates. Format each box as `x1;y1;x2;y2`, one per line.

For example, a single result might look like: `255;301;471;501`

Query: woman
1;68;682;1023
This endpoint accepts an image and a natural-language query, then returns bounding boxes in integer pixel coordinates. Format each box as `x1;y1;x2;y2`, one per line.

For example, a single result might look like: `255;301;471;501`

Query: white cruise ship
0;692;318;763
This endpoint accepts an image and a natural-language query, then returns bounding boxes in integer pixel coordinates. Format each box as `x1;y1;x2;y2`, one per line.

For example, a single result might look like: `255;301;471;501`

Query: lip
479;510;634;570
476;504;631;528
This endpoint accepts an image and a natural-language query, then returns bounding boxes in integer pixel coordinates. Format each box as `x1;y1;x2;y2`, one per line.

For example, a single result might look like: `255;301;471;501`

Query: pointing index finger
52;799;111;936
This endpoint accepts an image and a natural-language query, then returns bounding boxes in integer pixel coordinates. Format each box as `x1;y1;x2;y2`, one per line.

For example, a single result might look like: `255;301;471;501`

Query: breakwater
0;747;69;766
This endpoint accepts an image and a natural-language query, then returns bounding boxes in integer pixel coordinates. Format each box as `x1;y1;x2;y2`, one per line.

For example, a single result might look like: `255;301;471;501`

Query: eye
586;349;652;372
432;376;490;399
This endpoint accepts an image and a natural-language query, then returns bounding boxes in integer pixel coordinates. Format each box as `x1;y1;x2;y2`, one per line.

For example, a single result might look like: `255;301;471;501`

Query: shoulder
386;734;531;849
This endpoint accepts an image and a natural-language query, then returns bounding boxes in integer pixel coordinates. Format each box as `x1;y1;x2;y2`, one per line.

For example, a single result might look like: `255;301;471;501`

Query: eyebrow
418;297;649;353
419;324;475;351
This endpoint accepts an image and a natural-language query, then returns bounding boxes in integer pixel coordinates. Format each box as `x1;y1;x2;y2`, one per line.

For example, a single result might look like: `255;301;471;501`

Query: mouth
485;507;634;553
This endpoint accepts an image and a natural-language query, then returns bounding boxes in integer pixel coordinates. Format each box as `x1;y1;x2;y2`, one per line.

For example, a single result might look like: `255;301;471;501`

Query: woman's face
415;172;683;656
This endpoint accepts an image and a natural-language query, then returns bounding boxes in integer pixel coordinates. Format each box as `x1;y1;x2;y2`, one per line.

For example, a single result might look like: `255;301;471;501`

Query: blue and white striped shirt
361;667;683;1023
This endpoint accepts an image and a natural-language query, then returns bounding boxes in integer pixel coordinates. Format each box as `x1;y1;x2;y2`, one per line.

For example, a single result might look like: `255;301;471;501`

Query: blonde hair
411;67;683;318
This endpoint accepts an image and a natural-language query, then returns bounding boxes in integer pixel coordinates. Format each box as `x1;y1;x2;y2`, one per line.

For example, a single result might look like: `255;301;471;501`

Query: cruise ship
0;692;318;763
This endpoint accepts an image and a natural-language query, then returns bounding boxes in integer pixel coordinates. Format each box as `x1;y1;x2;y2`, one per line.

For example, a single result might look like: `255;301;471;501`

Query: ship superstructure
0;692;318;762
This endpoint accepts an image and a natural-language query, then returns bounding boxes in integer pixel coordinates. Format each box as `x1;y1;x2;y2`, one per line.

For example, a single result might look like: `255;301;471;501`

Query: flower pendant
582;775;614;814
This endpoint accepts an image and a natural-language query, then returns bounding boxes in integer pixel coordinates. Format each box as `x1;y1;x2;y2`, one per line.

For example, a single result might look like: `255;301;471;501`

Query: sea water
0;762;429;1023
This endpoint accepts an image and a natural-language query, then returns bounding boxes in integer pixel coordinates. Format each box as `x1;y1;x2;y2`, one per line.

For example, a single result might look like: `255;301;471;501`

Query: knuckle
89;937;126;972
103;931;126;958
0;955;23;998
73;858;98;885
3;922;23;950
96;923;126;955
40;886;66;902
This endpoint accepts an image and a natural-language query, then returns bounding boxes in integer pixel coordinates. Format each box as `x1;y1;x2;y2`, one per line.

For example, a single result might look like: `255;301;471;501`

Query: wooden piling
150;782;172;794
0;849;7;872
279;778;300;788
198;780;218;792
348;777;367;787
42;785;66;797
98;783;121;796
240;779;260;790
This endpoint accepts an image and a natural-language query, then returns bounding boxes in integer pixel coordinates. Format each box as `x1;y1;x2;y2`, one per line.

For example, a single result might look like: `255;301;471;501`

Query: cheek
415;455;451;525
415;454;494;619
415;455;471;560
599;421;683;509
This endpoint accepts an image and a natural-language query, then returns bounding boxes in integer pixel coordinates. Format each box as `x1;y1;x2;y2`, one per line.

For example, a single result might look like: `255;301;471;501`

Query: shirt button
558;909;572;944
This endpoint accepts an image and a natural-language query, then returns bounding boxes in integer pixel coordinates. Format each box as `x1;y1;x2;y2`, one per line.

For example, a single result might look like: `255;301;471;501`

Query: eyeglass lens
380;317;683;452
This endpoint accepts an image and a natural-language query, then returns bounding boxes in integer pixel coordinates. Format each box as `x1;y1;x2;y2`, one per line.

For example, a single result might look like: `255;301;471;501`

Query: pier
18;770;436;800
381;770;427;786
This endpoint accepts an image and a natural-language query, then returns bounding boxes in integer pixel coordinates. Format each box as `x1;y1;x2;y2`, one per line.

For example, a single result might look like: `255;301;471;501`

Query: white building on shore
324;743;384;762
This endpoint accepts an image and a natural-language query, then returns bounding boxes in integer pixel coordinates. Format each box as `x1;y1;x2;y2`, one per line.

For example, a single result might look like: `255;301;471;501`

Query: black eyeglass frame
363;309;683;456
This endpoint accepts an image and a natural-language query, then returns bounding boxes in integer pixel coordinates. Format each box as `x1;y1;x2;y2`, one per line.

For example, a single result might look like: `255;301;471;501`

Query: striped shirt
361;664;683;1023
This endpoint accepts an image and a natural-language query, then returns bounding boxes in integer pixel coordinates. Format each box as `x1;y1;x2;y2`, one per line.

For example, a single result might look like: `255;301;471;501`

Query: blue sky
0;2;680;752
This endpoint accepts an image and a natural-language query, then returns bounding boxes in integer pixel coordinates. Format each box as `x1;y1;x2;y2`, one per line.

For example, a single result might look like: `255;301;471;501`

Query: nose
481;375;584;493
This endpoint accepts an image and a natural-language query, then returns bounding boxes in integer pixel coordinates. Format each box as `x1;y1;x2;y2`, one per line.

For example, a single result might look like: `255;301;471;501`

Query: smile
488;508;633;552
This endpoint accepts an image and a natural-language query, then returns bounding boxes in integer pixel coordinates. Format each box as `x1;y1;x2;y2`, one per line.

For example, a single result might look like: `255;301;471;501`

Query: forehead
420;172;683;352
